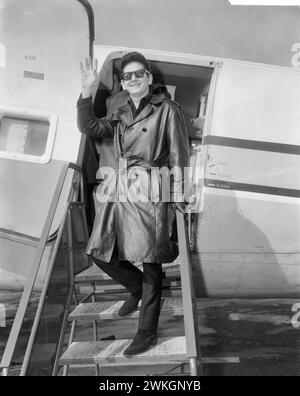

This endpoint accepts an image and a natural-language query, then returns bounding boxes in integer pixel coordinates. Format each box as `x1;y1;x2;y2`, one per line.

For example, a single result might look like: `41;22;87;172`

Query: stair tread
74;265;114;283
68;297;183;321
59;336;188;366
75;260;180;283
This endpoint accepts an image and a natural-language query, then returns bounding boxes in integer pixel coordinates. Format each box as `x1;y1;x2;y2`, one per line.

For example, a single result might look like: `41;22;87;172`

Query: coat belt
117;156;165;171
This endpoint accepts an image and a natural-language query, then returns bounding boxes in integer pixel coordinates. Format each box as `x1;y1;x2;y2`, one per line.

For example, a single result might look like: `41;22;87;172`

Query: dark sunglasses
121;68;149;81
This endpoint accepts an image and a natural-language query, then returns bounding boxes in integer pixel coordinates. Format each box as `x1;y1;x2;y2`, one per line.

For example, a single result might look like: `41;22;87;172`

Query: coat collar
150;93;164;105
114;91;164;126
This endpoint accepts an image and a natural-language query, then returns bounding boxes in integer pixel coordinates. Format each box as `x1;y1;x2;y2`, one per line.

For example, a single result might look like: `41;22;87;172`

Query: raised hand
80;57;98;98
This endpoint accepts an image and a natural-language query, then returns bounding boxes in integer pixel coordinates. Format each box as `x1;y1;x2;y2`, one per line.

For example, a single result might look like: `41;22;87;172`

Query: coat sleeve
77;95;114;139
166;104;190;203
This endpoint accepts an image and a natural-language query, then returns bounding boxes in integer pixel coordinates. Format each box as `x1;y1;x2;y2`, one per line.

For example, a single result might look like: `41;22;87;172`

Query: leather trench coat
77;92;190;263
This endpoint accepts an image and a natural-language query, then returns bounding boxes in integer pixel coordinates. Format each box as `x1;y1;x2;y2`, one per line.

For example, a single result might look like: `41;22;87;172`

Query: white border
229;0;300;4
0;105;58;164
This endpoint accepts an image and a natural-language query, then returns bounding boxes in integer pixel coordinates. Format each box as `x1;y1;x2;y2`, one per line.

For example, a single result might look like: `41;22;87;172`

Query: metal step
75;265;115;283
59;336;188;367
68;297;183;322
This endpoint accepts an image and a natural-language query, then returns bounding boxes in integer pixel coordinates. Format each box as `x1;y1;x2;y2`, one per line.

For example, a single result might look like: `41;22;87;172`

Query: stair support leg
63;320;77;376
91;282;100;376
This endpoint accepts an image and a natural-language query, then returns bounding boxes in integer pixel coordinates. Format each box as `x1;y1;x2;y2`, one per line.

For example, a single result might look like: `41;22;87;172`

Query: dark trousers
93;246;162;331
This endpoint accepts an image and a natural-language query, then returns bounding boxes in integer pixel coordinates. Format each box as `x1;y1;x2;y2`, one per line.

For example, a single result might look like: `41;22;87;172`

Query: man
77;52;189;355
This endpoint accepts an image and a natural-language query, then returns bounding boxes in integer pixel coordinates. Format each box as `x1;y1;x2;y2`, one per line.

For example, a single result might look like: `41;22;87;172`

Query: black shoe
118;294;141;317
123;329;158;356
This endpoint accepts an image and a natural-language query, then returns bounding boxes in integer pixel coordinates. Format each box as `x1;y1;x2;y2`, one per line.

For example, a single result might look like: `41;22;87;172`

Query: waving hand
80;57;98;98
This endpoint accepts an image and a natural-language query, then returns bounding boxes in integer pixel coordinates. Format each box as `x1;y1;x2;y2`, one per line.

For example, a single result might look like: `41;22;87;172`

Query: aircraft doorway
81;58;215;234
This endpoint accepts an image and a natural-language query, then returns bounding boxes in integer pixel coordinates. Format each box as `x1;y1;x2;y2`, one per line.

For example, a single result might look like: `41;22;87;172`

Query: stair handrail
0;162;81;375
176;210;203;376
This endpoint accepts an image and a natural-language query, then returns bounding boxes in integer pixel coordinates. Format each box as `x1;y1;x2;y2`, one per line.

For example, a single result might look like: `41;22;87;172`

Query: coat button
142;127;147;132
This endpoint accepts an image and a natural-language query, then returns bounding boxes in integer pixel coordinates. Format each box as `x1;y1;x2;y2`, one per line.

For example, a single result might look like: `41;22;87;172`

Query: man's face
121;61;153;99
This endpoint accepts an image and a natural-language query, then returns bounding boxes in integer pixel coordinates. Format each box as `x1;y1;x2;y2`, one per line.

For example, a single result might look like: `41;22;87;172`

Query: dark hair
120;51;151;73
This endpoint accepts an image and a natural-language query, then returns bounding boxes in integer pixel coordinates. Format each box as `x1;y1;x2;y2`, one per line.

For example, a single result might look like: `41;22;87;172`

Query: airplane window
0;116;49;156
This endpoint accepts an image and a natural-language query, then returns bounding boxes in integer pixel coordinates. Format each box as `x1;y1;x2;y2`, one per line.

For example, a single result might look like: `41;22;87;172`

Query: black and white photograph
0;0;299;380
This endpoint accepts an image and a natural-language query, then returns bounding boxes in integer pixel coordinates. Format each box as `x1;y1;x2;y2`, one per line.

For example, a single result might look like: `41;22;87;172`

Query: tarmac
1;291;300;376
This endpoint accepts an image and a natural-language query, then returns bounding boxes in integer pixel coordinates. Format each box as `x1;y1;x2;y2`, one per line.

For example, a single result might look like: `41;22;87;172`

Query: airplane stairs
58;211;203;376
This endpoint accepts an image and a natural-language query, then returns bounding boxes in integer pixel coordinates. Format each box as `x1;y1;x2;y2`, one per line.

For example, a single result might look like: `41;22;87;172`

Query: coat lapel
117;105;133;126
129;93;164;126
114;92;164;126
116;102;154;128
129;103;154;127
